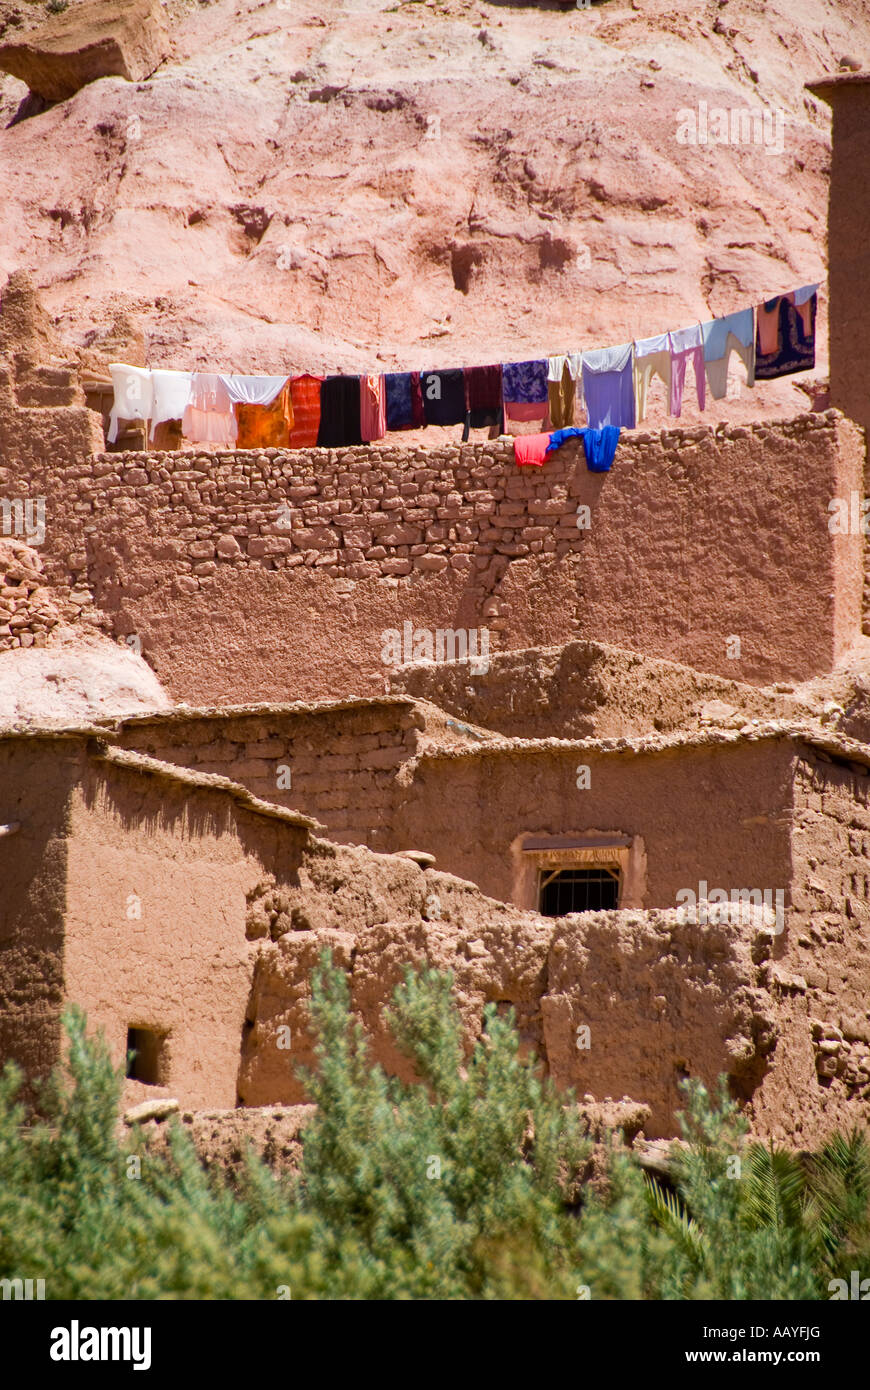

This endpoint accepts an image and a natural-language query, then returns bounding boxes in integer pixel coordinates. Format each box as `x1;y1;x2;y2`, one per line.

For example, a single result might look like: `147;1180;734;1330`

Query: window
538;865;620;916
125;1027;166;1085
513;832;645;914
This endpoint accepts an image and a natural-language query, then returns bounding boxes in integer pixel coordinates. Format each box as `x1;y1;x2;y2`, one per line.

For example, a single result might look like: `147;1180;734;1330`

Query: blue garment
385;373;413;430
502;358;549;404
547;425;621;472
701;308;755;361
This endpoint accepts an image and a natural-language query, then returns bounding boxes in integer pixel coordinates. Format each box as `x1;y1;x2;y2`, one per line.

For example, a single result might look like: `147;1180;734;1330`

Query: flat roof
410;721;870;772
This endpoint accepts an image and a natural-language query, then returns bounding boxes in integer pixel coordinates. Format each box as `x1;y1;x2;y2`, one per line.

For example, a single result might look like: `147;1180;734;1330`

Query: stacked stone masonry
3;408;861;695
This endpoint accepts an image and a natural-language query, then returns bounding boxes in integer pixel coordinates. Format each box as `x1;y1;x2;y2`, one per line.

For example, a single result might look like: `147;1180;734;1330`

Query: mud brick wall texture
2;409;862;702
113;699;424;847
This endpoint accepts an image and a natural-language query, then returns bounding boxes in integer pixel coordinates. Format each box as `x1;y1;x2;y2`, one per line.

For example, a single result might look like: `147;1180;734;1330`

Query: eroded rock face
0;0;170;102
0;0;858;422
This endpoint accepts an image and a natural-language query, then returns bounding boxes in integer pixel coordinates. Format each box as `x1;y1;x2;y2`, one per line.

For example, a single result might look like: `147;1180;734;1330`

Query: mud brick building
1;72;870;1149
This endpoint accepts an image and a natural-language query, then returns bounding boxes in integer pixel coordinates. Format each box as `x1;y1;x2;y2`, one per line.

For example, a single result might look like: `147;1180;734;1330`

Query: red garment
465;363;502;412
514;432;552;467
288;374;323;448
410;372;426;429
505;400;549;423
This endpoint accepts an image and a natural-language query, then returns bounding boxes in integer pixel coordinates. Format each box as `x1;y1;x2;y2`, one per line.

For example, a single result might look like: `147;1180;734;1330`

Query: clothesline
105;284;819;453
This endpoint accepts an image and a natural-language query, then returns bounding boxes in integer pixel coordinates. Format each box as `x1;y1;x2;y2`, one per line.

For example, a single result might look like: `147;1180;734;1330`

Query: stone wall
0;537;106;652
3;405;863;700
111;697;428;848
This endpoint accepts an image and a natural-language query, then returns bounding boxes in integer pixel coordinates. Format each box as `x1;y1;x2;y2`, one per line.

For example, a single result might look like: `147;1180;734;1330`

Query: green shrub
0;953;867;1299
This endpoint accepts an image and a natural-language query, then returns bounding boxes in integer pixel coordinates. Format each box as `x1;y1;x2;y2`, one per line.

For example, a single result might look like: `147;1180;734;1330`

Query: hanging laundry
150;370;194;432
701;308;755;400
547;354;583;429
384;373;416;431
410;372;426;428
288;374;323;448
502;359;549;422
547;425;621;472
234;382;294;450
360;373;387;442
463;363;504;439
581;344;636;430
514;432;552;467
183;373;238;448
668;324;706;416
219;375;289;407
316;376;364;447
754;286;817;379
633;334;671;423
108;364;154;444
420;368;466;427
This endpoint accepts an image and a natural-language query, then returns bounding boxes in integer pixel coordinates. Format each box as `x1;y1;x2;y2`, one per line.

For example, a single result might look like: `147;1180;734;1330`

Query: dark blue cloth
384;373;414;431
316;375;363;448
420;369;466;426
547;425;621;471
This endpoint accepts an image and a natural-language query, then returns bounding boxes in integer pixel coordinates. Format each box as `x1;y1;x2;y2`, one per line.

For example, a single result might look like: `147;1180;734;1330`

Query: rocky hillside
1;0;869;426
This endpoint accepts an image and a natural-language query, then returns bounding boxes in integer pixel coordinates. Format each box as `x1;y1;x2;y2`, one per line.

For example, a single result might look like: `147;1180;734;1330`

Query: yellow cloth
548;361;576;428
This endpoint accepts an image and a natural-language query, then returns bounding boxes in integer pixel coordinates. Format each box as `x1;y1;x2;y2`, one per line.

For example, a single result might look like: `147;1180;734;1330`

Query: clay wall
808;76;870;456
0;737;79;1088
2;405;863;700
2;730;869;1142
389;638;808;740
751;747;870;1141
110;698;426;848
64;748;311;1110
110;714;806;913
388;738;797;910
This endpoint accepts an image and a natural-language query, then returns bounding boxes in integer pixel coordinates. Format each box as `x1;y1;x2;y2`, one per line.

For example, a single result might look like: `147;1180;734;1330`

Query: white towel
108;364;153;444
668;323;704;354
634;332;671;359
218;374;289;407
548;352;583;381
151;370;194;428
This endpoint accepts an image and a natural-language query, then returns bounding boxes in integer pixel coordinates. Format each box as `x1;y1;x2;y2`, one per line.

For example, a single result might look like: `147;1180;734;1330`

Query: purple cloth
581;344;636;430
501;358;549;404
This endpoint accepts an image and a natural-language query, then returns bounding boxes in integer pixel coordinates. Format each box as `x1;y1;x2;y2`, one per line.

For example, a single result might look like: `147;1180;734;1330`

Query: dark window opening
125;1027;166;1085
538;866;620;916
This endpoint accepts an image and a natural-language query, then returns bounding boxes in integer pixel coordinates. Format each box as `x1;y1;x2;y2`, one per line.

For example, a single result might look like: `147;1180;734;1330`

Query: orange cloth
288;374;323;448
234;384;294;449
